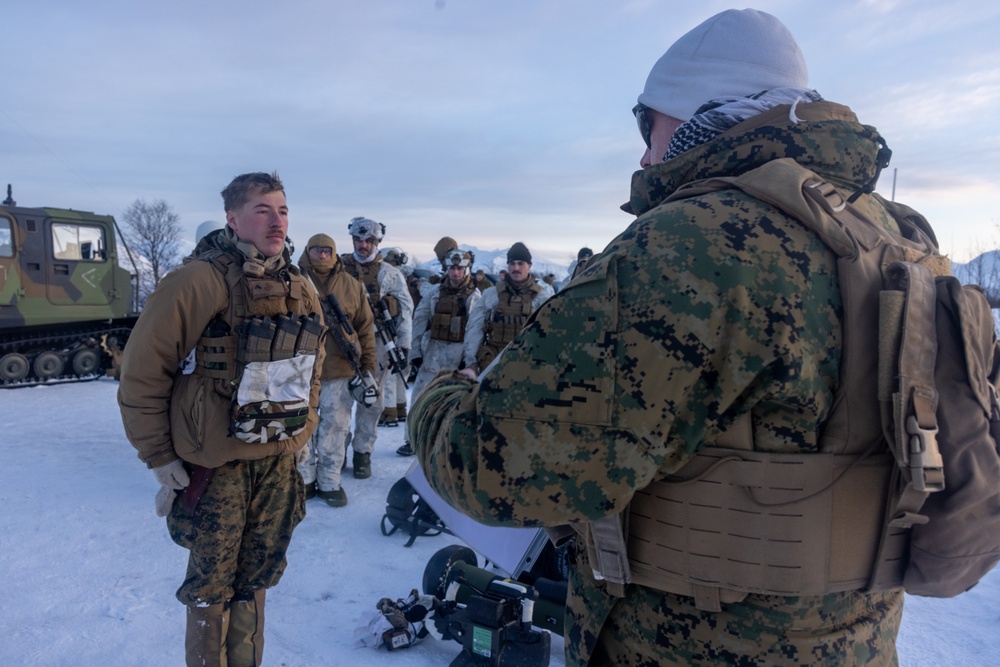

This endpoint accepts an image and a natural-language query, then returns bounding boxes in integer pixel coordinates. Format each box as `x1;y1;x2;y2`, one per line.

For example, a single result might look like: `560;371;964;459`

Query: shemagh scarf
664;87;824;161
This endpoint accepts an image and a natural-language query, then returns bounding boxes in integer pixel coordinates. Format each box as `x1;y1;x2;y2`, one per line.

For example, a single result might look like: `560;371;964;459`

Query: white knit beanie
638;9;807;122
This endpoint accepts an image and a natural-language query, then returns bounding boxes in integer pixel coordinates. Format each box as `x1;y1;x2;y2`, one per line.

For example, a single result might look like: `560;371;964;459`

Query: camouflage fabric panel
596;585;900;666
233;401;309;444
413;191;841;527
167;455;305;605
559;548;902;667
233;355;317;443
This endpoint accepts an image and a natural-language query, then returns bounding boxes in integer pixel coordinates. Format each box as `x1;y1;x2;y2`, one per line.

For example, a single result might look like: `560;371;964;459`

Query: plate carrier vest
430;277;477;343
577;159;1000;612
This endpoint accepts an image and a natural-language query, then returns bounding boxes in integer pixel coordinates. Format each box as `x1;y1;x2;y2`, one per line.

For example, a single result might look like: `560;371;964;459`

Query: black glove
407;364;419;384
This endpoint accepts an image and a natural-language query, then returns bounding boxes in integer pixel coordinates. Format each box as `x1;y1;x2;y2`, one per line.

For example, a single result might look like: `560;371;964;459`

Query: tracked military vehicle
1;186;139;387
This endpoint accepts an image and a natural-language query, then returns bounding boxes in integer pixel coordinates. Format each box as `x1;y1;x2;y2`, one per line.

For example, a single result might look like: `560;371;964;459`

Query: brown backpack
656;158;1000;598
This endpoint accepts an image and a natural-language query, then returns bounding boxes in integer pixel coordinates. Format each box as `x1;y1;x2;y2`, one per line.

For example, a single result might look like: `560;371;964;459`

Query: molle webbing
344;256;382;302
190;252;317;381
486;282;537;347
622;447;903;611
236;314;323;365
197;313;323;382
430;283;475;342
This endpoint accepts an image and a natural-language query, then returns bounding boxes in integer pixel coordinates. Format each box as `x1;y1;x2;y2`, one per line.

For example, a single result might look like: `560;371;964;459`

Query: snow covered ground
1;378;998;665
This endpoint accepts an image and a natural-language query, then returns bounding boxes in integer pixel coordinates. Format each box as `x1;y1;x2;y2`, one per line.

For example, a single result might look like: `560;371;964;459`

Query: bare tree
120;199;182;305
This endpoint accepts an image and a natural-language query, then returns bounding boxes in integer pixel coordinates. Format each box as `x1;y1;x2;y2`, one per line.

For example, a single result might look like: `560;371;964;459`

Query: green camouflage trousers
564;544;902;666
167;454;306;606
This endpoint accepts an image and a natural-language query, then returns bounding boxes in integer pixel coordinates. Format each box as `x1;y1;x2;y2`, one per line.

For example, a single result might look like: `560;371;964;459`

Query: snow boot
378;407;398;427
318;487;348;507
353;452;371;479
396;401;407;422
227;589;265;667
185;601;229;667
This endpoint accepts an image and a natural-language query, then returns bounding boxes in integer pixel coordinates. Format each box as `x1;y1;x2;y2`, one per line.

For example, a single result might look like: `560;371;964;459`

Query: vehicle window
52;223;106;261
0;218;12;257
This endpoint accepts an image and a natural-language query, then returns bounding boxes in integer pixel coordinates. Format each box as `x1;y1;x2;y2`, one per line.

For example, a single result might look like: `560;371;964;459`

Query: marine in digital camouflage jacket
409;101;905;667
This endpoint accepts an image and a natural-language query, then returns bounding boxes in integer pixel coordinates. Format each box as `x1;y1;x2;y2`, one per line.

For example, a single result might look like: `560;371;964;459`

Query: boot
228;589;265;667
185;602;229;667
396;441;415;457
396;402;407;422
353;452;371;479
318;486;348;507
378;407;398;427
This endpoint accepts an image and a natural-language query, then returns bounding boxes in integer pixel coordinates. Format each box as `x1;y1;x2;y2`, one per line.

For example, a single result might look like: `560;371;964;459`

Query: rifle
323;294;364;375
324;293;379;407
370;296;409;388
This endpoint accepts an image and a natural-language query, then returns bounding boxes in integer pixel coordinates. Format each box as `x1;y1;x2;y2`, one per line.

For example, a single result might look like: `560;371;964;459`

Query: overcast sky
3;0;998;265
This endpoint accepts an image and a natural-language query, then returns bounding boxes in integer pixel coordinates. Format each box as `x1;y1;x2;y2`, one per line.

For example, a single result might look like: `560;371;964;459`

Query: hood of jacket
298;248;345;292
623;101;890;218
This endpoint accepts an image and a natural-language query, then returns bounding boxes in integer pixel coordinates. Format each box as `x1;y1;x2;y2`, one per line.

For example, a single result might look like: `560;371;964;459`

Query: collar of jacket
503;272;538;294
622;101;886;217
442;273;472;294
186;226;291;275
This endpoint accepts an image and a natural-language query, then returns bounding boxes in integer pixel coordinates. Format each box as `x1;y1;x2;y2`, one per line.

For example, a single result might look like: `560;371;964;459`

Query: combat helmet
381;247;409;267
433;236;473;272
348;216;385;242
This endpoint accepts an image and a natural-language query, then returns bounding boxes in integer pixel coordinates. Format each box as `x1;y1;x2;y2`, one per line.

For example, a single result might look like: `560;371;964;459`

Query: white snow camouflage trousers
410;339;466;404
297;378;352;492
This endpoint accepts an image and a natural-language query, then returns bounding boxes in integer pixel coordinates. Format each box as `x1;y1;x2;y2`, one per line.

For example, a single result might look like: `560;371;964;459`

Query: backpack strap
867;261;944;590
886;261;945;520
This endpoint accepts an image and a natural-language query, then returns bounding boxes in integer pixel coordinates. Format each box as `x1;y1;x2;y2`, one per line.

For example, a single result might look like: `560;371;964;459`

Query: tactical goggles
308;246;334;256
446;250;471;268
633;103;652;149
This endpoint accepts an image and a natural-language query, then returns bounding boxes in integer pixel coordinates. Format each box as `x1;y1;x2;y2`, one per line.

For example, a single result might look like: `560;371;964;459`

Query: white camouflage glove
155;485;178;517
350;370;380;408
153;459;191;490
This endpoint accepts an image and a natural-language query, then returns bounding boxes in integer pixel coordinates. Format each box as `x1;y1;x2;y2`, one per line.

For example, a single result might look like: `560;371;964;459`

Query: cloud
4;1;999;265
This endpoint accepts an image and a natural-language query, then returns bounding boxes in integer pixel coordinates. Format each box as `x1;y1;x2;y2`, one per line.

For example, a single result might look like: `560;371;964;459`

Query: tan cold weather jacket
118;235;325;470
299;253;376;380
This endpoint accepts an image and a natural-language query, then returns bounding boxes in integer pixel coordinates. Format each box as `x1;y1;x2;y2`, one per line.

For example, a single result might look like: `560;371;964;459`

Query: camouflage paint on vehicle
1;194;138;386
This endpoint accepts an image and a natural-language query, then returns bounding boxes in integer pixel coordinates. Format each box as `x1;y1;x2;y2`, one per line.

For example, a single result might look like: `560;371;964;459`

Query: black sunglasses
633;103;652;148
